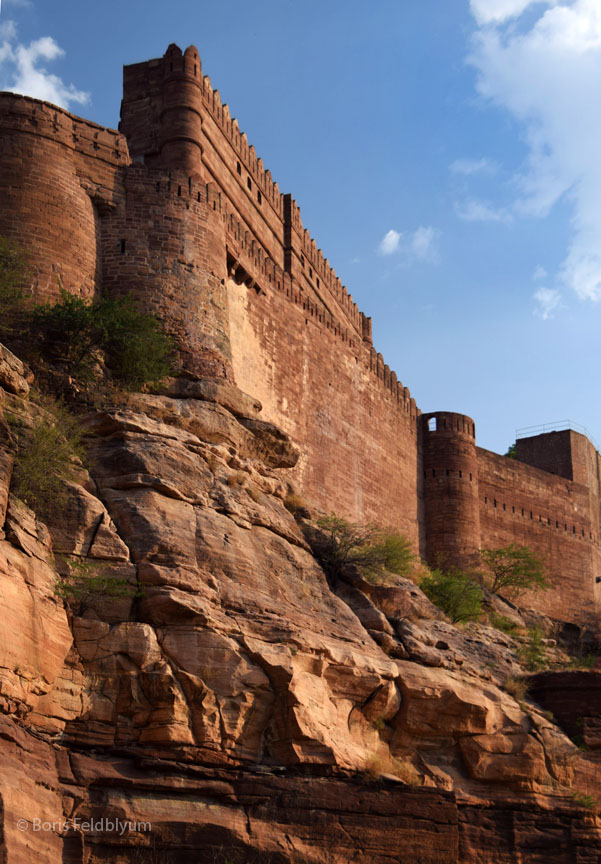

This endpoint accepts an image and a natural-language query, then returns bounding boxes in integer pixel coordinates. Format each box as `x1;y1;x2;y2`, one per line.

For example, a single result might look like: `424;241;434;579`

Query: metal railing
515;420;601;454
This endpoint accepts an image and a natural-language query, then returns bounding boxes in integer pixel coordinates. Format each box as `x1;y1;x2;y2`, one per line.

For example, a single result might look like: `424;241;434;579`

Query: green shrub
519;626;548;671
31;289;174;387
0;236;29;338
419;567;483;624
503;676;528;700
481;544;549;598
312;516;414;584
568;653;597;670
8;400;84;517
489;612;520;635
55;558;140;615
572;792;597;811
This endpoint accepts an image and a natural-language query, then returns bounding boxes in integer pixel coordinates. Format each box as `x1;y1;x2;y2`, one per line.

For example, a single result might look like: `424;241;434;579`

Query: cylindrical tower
159;44;203;174
422;411;480;570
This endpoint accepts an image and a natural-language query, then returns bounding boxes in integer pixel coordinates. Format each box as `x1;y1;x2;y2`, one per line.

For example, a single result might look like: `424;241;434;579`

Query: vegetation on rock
55;558;139;615
311;515;414;584
518;625;548;671
0;237;174;389
0;236;29;338
31;288;174;387
481;543;549;597
419;566;483;623
7;397;84;516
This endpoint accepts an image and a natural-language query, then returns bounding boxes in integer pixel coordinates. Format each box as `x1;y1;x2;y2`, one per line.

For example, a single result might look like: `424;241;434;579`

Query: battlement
0;92;129;166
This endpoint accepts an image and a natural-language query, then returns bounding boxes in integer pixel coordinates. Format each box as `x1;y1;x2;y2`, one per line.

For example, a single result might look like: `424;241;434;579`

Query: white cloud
411;226;439;261
468;0;601;301
455;198;513;223
533;285;562;318
450;157;499;175
378;229;401;256
469;0;558;25
533;264;547;280
377;226;440;264
0;21;89;109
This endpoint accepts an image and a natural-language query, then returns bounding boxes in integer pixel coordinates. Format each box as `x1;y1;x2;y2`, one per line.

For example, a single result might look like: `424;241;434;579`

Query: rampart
0;43;600;630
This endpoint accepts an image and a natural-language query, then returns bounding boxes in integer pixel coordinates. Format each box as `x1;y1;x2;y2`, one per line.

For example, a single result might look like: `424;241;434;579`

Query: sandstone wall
477;447;600;625
227;275;422;545
0;93;128;302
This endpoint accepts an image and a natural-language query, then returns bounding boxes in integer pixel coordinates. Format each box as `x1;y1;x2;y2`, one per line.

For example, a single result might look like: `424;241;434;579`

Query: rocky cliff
1;343;601;863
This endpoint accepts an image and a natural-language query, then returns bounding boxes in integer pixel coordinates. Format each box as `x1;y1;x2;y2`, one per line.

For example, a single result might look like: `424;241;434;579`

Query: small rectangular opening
120;239;126;254
237;162;242;175
247;177;252;190
257;190;262;204
428;417;437;432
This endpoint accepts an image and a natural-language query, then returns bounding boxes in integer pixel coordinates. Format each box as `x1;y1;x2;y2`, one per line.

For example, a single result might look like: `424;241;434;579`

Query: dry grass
363;751;420;785
284;492;307;513
227;470;247;487
503;676;528;700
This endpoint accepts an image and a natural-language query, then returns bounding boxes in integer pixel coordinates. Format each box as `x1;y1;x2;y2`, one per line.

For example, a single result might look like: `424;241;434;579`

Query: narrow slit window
120;239;126;254
257;190;262;204
247;177;252;190
237;161;242;175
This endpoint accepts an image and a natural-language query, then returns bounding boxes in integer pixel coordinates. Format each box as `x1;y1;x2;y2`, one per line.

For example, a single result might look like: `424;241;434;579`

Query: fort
0;43;600;632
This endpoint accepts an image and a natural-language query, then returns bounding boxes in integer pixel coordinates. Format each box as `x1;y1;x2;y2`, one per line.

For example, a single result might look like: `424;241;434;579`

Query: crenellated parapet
0;91;129;167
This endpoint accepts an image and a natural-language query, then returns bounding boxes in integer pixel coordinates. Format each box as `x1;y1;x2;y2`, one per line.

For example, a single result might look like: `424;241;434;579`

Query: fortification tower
120;44;204;175
422;412;481;569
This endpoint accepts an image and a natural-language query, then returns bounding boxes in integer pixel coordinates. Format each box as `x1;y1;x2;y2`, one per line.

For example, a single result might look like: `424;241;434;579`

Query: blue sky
1;0;600;455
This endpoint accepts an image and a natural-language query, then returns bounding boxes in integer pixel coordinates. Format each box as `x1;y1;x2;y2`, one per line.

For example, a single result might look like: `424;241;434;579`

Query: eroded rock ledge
0;342;600;863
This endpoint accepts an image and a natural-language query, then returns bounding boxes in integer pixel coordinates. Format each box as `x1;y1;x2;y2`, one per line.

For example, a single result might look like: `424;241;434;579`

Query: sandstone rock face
1;354;601;861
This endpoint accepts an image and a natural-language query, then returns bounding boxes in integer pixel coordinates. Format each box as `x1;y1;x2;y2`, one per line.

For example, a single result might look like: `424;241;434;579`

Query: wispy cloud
377;226;440;264
468;0;601;301
0;20;89;110
533;285;562;319
455;198;513;223
469;0;558;25
450;157;499;175
378;229;401;256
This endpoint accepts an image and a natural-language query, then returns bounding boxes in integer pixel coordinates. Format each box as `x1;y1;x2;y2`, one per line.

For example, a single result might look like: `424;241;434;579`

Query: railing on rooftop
515;420;600;454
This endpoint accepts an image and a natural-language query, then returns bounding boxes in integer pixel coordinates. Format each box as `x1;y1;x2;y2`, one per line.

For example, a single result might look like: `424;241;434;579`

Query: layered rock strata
0;344;600;863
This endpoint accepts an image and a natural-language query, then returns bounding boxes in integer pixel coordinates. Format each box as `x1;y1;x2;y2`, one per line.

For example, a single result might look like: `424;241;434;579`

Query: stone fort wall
0;43;600;628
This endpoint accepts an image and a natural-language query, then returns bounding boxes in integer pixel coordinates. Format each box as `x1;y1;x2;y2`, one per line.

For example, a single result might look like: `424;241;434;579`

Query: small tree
55;558;140;616
481;544;548;597
8;399;84;517
31;289;174;387
420;567;483;624
311;516;414;584
0;236;28;338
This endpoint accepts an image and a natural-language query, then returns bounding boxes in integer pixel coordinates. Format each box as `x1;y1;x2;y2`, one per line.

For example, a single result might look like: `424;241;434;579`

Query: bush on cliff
31;289;174;387
420;567;483;624
311;516;414;584
7;397;84;516
55;558;140;616
481;543;549;598
0;236;29;337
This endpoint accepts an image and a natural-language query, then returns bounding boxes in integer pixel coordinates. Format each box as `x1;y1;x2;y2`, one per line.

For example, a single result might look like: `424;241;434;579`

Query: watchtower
422;412;480;570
